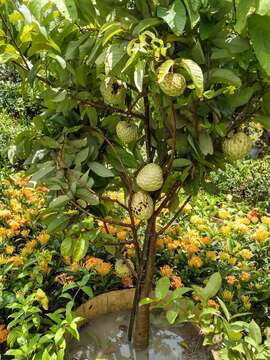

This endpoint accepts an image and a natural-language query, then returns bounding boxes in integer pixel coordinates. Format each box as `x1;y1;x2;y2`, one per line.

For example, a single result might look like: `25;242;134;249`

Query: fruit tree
1;0;270;350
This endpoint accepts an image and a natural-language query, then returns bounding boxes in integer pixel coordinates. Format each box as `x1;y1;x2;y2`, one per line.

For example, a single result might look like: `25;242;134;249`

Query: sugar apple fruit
100;77;127;105
136;163;163;192
159;73;186;97
223;132;252;160
131;191;154;220
116;121;138;143
115;259;134;278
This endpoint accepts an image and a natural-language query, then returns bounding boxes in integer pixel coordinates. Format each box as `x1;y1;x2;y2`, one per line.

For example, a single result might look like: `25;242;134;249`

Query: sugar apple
115;259;134;278
136;163;163;192
131;191;154;220
116;121;138;143
159;73;186;97
100;77;127;105
223;132;252;160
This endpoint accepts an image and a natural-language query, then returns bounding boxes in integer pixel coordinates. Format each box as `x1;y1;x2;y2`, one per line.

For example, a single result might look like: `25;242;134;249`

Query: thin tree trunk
133;218;157;350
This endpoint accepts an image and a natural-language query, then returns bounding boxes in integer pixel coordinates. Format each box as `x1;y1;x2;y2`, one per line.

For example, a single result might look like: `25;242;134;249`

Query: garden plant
1;0;270;357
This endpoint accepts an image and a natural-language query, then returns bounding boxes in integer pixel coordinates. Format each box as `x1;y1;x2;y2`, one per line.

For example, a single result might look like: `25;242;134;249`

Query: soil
67;310;212;360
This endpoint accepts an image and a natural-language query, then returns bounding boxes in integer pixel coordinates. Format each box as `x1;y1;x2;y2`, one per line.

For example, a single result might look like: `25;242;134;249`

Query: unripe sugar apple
116;121;138;143
159;73;186;97
223;132;252;160
136;163;163;192
131;191;154;220
100;77;127;105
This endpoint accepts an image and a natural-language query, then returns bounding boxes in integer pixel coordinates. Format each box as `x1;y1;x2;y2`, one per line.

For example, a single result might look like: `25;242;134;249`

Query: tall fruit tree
1;0;270;350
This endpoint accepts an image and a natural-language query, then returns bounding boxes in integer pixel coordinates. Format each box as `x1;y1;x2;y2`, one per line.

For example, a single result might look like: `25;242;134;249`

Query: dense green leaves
157;0;186;36
248;15;270;76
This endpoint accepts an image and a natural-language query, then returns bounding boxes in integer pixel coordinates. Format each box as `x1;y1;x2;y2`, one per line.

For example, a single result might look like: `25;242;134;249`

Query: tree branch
143;93;153;162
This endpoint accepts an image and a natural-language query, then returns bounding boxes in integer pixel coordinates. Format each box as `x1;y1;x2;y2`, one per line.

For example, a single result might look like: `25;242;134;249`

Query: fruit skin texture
136;163;163;192
159;73;186;97
116;121;138;143
115;259;134;278
131;191;154;220
100;77;127;105
222;132;252;160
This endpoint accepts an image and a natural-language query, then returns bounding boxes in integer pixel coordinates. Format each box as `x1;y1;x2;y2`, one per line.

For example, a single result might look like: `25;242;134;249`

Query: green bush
0;111;27;167
210;157;270;206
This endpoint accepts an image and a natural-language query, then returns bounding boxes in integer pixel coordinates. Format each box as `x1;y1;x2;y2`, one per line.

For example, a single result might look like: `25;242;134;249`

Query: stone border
71;288;220;360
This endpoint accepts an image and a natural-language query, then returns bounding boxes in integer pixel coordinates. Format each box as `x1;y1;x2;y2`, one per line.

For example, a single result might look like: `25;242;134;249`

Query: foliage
0;111;27;167
0;64;41;121
210;156;270;206
1;0;270;350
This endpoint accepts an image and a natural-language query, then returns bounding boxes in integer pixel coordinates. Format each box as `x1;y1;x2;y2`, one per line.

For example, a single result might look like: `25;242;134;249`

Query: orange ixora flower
37;231;50;245
116;231;127;241
167;240;181;250
252;226;269;243
240;249;253;260
5;245;15;255
226;275;237;286
200;236;212;245
186;243;199;255
84;256;103;270
160;265;173;277
95;262;112;276
121;275;133;288
8;256;24;267
208;299;220;310
240;271;250;282
188;255;203;268
170;275;183;289
206;251;216;261
223;289;233;301
0;324;8;344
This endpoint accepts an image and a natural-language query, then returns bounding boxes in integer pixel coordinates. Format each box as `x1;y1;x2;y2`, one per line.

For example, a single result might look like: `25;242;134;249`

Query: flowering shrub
152;194;270;325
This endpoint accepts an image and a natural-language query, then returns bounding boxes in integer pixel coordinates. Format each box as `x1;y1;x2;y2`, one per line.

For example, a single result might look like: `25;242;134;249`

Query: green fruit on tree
131;191;154;220
159;73;186;97
222;132;252;160
116;121;138;143
115;259;134;278
100;77;127;105
136;163;163;192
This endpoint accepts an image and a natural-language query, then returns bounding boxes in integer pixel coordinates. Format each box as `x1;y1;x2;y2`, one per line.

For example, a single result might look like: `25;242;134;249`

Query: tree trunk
133;218;157;350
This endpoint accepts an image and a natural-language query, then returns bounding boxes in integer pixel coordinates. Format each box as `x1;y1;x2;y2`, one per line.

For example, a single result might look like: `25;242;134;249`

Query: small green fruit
136;163;163;192
131;191;154;220
116;121;138;143
100;77;127;105
223;132;252;160
159;73;186;97
115;259;134;278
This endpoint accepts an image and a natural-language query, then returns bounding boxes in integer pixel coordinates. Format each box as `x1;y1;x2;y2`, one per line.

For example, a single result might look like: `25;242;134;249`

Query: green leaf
132;18;162;35
61;237;74;257
202;272;222;301
199;132;213;156
155;277;170;300
248;15;270;76
102;23;124;46
249;320;262;344
235;0;255;33
48;53;66;69
179;58;204;97
75;147;89;164
166;308;179;324
31;163;55;182
173;158;192;167
47;215;69;233
75;188;99;205
54;328;65;344
139;297;156;305
157;0;186;36
134;59;145;93
217;297;231;321
171;287;192;300
73;236;89;261
256;0;270;15
182;0;200;28
49;195;71;209
254;115;270;131
157;59;174;83
54;0;78;22
209;68;242;88
88;162;114;177
81;286;93;297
